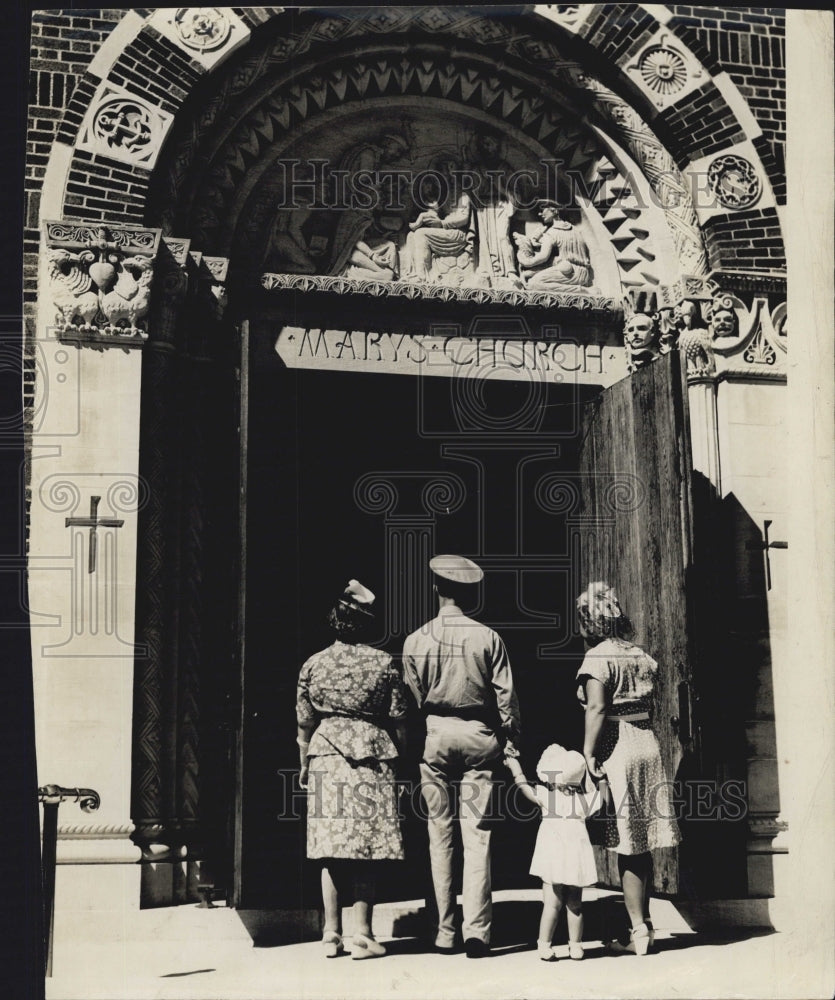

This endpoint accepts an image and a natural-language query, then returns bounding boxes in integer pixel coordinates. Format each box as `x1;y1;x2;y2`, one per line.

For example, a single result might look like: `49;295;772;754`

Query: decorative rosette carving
174;8;232;52
639;44;688;97
707;155;762;210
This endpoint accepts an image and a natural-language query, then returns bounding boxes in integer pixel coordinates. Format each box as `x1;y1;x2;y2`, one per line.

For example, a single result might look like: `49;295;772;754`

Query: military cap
429;554;484;584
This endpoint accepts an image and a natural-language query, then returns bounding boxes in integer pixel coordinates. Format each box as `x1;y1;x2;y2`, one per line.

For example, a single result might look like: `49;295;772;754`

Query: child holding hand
506;744;602;961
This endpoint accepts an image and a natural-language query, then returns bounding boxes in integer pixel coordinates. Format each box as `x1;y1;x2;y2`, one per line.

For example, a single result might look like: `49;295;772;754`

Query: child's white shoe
537;940;557;961
568;942;585;960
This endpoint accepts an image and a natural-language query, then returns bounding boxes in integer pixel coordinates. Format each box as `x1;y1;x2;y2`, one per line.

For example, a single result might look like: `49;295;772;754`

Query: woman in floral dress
296;580;407;959
575;582;681;956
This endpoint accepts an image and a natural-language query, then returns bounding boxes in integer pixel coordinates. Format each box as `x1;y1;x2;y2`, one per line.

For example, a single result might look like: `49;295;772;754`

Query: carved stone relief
707;154;763;210
624;311;660;373
687;140;774;221
708;290;786;378
625;31;706;112
622;284;787;382
150;18;708;290
78;83;174;169
147;7;251;71
533;4;594;32
260;115;606;303
43;221;162;347
675;299;715;377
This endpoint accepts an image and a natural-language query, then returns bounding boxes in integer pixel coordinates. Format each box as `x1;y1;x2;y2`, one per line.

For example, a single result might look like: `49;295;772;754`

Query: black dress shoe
435;944;457;955
464;938;490;959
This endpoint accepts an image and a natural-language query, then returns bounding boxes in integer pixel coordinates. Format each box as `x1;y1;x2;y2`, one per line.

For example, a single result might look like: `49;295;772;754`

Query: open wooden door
575;351;695;895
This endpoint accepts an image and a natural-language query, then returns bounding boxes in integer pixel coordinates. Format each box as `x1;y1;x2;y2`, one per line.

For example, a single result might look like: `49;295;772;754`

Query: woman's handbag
585;774;619;848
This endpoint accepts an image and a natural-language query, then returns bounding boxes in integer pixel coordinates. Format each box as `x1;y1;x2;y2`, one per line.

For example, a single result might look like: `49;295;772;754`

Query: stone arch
40;5;783;281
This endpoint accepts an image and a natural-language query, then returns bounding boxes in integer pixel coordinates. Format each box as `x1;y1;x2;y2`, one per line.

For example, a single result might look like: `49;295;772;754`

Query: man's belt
423;703;499;727
605;711;650;722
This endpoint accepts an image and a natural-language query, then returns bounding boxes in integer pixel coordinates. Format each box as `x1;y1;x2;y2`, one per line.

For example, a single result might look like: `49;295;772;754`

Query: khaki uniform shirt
402;604;521;745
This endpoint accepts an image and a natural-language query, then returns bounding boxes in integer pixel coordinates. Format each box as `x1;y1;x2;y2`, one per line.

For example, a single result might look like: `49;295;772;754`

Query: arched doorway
32;7;782;910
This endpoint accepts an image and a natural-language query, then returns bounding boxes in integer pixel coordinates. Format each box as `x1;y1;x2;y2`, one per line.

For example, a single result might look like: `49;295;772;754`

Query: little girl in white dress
507;743;601;961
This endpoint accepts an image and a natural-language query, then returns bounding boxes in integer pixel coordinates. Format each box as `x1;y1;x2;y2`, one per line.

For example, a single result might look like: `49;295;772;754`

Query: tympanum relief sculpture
262;124;599;298
513;200;593;291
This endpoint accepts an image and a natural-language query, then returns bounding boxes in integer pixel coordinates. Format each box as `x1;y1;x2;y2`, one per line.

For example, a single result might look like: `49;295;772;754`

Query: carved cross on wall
746;519;788;591
65;496;124;573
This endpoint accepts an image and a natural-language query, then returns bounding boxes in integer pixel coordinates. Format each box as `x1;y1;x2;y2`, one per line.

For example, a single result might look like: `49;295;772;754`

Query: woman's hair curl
576;581;634;642
327;599;375;642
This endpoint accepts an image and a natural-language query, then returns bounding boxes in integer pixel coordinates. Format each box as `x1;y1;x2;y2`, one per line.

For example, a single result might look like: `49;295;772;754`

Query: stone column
130;241;230;905
687;376;721;492
31;220;161;934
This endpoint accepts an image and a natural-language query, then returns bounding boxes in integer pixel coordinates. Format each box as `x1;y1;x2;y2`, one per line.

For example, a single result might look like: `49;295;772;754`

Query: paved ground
44;890;825;1000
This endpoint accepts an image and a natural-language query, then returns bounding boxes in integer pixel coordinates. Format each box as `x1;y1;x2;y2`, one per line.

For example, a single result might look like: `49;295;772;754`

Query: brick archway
33;5;784;281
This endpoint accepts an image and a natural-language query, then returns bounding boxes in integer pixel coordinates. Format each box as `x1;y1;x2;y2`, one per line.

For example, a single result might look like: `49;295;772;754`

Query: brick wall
25;10;131;307
666;6;786;202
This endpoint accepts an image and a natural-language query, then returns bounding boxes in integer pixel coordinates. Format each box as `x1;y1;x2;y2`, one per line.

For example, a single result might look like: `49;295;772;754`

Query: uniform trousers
419;715;500;947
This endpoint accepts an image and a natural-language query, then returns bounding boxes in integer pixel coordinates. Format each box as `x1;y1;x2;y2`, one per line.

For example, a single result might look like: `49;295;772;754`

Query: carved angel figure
46;249;100;330
676;300;715;376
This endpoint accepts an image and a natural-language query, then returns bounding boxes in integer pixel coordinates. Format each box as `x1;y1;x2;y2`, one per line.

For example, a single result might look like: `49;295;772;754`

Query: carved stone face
676;300;698;328
539;205;558;225
624;312;656;350
711;307;736;338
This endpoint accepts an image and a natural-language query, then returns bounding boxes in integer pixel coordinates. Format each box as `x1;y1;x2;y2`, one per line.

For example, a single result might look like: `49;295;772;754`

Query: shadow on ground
237;894;776;952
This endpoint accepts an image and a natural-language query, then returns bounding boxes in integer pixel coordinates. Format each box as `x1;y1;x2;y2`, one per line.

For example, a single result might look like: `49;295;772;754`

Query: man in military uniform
402;555;521;958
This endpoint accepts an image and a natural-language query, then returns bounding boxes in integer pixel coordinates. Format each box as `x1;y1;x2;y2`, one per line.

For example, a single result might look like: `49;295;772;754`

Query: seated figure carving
328;131;411;281
513;201;593;290
339;238;399;281
403;160;475;285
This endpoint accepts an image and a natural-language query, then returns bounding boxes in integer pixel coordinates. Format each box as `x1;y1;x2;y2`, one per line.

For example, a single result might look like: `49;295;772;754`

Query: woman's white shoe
322;932;344;958
537;940;557;961
609;922;652;956
631;922;650;955
351;933;387;959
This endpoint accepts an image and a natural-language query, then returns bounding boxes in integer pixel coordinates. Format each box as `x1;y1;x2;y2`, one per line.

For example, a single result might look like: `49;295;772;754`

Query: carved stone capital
43;220;162;348
641;280;787;382
159;236;192;312
189;252;230;322
707;289;787;381
131;820;188;862
675;299;716;380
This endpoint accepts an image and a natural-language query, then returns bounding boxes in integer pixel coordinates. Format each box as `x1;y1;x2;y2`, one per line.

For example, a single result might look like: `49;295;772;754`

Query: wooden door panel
577;352;692;894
